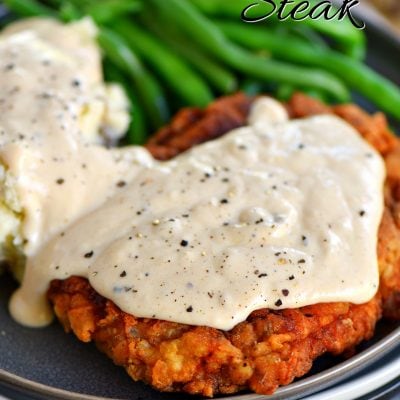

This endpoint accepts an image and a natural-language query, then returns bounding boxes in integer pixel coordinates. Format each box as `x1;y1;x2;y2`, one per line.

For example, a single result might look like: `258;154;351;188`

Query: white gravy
9;93;385;330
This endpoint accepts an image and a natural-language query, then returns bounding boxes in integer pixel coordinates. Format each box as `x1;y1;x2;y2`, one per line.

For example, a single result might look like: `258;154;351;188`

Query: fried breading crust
47;93;400;397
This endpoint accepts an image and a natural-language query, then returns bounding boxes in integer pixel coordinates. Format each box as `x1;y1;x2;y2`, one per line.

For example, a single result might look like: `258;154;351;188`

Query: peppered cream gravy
10;96;385;330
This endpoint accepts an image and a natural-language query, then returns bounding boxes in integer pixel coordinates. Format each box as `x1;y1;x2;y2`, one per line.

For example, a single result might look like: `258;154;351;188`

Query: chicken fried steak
47;93;400;397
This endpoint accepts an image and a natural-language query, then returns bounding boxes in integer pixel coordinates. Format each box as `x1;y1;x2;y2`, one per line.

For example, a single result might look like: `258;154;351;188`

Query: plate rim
299;343;400;400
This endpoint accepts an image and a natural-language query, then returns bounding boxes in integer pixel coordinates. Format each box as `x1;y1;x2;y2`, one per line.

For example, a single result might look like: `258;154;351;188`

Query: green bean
126;92;148;145
191;0;257;19
40;0;61;5
140;12;237;94
240;79;264;96
284;25;329;50
4;0;56;17
162;37;238;94
62;0;92;7
301;88;329;103
276;84;296;101
304;17;366;60
57;0;141;24
85;0;142;24
40;0;63;8
149;0;349;102
59;1;81;22
191;0;366;60
218;21;400;119
278;0;366;60
115;21;213;107
98;28;170;130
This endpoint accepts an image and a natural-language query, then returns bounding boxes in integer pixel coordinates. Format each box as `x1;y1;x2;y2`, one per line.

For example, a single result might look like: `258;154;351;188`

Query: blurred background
366;0;400;32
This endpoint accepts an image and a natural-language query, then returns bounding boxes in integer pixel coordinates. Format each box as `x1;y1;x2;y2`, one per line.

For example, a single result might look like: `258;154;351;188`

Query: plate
301;342;400;400
0;11;400;400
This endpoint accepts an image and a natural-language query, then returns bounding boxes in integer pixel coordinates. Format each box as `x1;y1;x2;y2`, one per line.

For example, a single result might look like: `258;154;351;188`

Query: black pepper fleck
282;289;290;296
275;299;283;307
71;79;81;87
120;271;127;278
56;178;65;185
84;251;94;258
116;180;126;188
180;240;189;247
186;306;193;312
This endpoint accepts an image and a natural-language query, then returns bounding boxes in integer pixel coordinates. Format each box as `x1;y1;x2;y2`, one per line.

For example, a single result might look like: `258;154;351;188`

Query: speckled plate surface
0;9;400;400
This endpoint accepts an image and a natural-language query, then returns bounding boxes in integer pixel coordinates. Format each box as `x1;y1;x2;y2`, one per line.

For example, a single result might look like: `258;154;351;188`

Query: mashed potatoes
0;18;133;277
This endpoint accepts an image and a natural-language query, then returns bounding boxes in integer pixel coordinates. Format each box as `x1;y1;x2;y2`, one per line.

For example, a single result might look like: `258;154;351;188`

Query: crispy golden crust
146;92;254;160
47;93;400;397
48;277;381;396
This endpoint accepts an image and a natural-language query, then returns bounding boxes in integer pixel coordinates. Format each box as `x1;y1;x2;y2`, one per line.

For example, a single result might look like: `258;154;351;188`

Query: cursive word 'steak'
241;0;365;29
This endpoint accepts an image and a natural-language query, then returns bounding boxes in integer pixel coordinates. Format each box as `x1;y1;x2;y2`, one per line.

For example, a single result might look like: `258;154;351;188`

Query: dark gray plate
0;10;400;400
